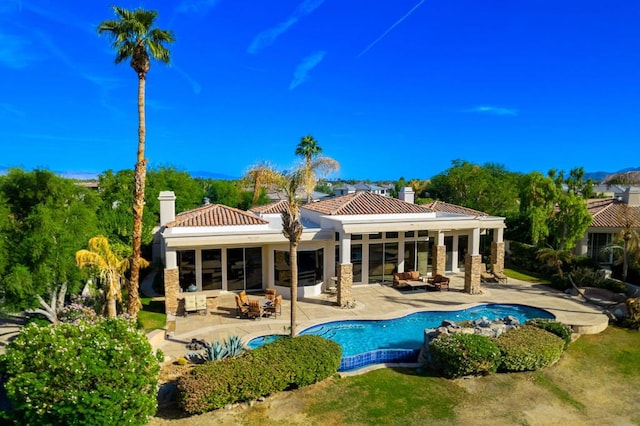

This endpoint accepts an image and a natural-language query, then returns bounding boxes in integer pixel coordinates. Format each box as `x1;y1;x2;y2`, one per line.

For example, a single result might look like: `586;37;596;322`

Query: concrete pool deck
153;274;611;361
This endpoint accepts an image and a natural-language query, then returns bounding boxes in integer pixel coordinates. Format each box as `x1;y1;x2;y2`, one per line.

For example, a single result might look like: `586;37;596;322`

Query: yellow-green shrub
496;325;564;372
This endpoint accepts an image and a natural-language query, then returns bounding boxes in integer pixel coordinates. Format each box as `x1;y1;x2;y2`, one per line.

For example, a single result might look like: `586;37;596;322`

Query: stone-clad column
432;245;446;277
337;263;355;308
164;268;179;315
491;242;505;273
464;254;482;294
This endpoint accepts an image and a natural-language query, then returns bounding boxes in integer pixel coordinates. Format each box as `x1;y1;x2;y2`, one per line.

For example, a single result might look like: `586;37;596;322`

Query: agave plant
224;335;245;358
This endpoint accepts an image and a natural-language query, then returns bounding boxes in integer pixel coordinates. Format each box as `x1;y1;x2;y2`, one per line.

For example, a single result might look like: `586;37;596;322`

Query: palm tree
281;170;304;336
76;236;131;318
295;135;338;203
98;7;174;316
601;205;640;282
536;246;573;280
244;161;283;207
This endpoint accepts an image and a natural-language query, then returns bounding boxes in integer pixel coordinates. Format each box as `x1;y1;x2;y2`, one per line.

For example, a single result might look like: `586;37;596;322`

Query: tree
244;161;283;207
601;205;640;282
98;7;174;316
76;236;133;318
518;172;559;246
281;170;304;337
295;135;339;203
0;169;99;314
536;246;573;279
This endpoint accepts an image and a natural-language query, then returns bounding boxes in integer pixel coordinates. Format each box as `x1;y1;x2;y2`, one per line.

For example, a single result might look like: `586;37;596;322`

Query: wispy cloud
177;0;220;14
248;0;325;54
174;65;202;94
0;32;37;69
469;105;519;116
357;0;426;58
0;103;24;117
289;51;326;90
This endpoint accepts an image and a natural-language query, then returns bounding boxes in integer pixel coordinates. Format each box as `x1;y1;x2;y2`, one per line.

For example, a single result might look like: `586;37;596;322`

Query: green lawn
138;297;166;332
504;267;551;284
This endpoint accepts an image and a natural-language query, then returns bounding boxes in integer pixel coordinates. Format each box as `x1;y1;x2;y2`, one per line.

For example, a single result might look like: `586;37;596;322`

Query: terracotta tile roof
301;191;434;215
166;204;268;227
250;200;289;215
588;198;640;228
422;200;488;216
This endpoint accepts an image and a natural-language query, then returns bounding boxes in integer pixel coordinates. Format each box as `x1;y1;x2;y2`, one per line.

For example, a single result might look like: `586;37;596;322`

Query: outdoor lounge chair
239;290;250;305
480;264;497;283
248;299;264;319
184;295;197;317
235;295;249;318
492;269;508;284
265;295;282;317
428;274;450;291
195;294;207;315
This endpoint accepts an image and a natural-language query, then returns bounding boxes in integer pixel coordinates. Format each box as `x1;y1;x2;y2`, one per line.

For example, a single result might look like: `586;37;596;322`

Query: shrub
429;333;501;378
58;302;97;324
495;325;564;372
178;335;341;414
3;317;162;425
526;319;573;350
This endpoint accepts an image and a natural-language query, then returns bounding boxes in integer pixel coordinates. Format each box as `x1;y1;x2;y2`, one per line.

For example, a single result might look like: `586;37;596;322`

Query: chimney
399;187;415;204
622;187;640;206
158;191;176;226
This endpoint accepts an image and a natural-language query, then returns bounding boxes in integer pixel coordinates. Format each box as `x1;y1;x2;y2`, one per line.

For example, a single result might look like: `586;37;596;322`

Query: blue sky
1;0;638;181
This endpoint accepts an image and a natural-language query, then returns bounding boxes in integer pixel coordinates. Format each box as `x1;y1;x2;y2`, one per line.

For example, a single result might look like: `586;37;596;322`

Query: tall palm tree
76;236;130;318
244;161;283;207
295;135;339;203
281;170;304;336
98;7;174;316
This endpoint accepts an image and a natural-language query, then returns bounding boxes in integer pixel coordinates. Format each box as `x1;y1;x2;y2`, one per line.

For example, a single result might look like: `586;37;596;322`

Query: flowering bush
58;302;97;324
2;316;163;425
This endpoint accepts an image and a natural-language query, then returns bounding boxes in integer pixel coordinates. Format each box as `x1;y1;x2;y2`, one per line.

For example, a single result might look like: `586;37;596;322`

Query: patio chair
184;295;197;317
239;290;250;305
235;295;249;318
195;294;207;315
248;299;264;319
428;274;450;291
265;288;276;301
265;295;282;318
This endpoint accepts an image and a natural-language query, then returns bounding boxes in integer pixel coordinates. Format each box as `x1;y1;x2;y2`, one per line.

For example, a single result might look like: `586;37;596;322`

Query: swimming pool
247;303;554;371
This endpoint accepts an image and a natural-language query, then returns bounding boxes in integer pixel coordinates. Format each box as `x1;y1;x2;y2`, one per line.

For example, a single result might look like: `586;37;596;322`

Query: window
227;247;262;291
274;249;324;287
201;249;222;290
385;232;398;239
177;250;196;291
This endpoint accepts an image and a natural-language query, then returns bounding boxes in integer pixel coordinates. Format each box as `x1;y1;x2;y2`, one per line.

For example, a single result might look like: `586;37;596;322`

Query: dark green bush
2;317;162;425
495;326;564;372
178;335;341;414
429;333;501;379
526;319;572;350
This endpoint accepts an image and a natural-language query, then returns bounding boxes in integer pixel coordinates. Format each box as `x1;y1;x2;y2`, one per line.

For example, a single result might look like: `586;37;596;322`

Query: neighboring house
155;189;506;315
591;183;628;199
333;182;390;197
266;187;330;203
575;187;640;264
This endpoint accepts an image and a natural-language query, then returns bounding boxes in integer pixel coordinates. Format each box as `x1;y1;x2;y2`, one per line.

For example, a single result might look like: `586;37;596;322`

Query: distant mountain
585;167;640;182
188;170;239;180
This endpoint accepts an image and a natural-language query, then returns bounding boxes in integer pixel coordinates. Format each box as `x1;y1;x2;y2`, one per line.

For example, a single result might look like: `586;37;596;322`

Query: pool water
246;303;554;371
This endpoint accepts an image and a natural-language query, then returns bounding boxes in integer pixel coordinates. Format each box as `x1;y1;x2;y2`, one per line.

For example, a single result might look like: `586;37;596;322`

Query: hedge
496;326;565;372
526;318;573;350
177;335;341;414
2;317;163;426
429;333;501;378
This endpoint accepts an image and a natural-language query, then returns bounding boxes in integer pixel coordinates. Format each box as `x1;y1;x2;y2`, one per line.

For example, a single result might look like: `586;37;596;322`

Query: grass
156;325;640;425
138;297;166;332
504;267;551;284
